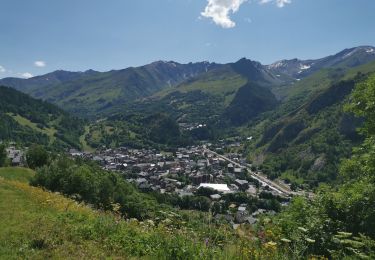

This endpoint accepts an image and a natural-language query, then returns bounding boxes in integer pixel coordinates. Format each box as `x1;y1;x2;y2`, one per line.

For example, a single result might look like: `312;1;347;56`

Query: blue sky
1;0;375;78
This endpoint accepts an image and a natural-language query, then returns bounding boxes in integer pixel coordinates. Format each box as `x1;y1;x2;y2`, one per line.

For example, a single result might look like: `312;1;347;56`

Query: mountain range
267;46;375;78
2;46;374;118
0;61;219;116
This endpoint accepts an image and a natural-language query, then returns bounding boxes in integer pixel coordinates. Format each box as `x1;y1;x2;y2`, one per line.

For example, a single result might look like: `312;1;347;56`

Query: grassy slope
0;168;113;259
0;168;245;259
273;68;341;103
79;125;96;152
155;67;247;106
343;60;375;79
0;167;35;182
274;61;375;110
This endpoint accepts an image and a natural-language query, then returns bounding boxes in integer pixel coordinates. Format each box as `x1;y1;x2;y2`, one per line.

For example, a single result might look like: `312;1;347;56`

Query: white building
198;183;231;193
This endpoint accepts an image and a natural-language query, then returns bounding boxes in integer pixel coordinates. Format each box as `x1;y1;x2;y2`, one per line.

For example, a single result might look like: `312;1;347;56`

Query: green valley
3;1;375;258
2;46;375;259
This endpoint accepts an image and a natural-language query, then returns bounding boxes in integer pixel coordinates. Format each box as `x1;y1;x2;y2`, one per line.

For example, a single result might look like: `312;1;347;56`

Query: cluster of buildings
70;144;288;226
71;146;261;195
5;146;25;166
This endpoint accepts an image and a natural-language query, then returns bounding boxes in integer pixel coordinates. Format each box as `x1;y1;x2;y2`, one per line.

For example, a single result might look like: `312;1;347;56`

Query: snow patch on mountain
343;47;375;59
268;61;286;69
300;64;311;70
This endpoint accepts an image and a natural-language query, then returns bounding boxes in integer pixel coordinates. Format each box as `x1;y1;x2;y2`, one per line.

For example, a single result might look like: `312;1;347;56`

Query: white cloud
0;65;5;73
34;60;46;67
259;0;291;8
201;0;291;28
201;0;248;29
20;72;33;79
275;0;291;8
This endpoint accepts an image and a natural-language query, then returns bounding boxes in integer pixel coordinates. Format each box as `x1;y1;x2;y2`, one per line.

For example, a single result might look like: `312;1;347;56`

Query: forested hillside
266;74;375;259
83;113;189;149
0;86;84;148
246;65;375;188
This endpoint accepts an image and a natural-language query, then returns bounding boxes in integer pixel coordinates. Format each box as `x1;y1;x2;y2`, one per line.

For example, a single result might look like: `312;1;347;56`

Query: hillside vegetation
0;86;84;149
0;167;299;259
83;113;189;150
269;74;375;258
0;167;224;259
246;68;375;188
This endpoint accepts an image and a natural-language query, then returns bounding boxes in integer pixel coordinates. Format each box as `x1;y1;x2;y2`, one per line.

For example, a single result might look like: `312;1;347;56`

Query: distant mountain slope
2;46;374;120
0;61;220;117
0;86;84;148
248;70;373;188
0;70;99;93
79;59;284;149
231;58;292;87
148;52;375;129
158;58;290;97
143;59;284;125
267;46;375;79
223;82;279;126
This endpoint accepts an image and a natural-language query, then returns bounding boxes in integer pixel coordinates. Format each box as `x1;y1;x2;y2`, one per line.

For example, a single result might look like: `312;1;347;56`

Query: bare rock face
310;155;326;172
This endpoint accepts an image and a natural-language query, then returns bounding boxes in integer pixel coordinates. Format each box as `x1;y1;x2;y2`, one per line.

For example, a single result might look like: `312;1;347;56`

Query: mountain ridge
1;45;375;120
0;61;221;117
267;46;375;78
